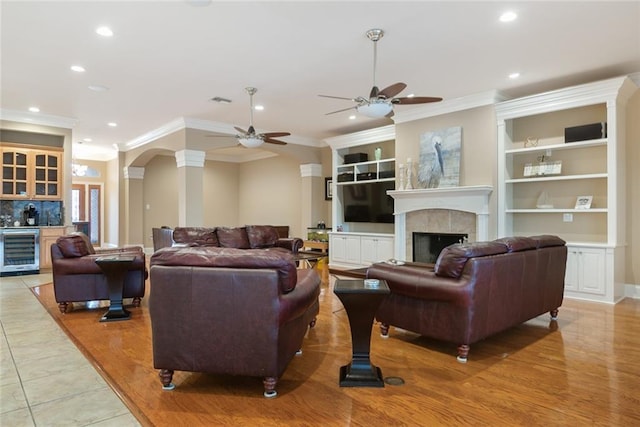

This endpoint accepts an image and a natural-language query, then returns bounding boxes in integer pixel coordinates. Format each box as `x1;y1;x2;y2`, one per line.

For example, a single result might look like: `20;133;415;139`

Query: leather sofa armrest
278;269;321;324
367;262;472;306
275;238;303;253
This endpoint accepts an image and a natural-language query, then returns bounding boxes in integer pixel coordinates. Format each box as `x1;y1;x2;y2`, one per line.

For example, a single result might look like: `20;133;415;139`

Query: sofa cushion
530;235;566;248
172;227;219;247
246;225;280;249
151;246;297;292
56;235;91;258
493;236;537;252
216;227;251;249
435;241;508;278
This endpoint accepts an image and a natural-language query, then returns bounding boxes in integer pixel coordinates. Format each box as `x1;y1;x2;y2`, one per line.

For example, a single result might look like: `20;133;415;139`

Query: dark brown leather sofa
153;225;302;253
149;245;320;398
50;233;147;314
366;235;567;362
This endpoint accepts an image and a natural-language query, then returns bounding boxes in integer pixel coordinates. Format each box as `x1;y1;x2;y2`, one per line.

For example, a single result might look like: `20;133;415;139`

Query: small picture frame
325;177;332;200
575;195;593;209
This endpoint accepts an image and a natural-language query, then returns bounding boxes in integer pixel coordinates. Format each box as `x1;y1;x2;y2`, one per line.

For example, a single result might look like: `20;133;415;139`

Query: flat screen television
343;181;395;223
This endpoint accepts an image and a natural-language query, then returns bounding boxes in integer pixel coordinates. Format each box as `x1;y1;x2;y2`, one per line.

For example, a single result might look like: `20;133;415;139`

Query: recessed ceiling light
107;122;118;127
96;26;113;37
28;107;40;113
254;105;264;111
71;65;86;72
88;84;109;92
349;115;356;120
499;11;517;22
509;72;521;79
406;94;415;98
83;138;92;142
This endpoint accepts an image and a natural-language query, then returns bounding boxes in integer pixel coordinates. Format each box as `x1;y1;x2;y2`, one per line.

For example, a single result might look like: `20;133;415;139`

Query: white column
175;150;205;226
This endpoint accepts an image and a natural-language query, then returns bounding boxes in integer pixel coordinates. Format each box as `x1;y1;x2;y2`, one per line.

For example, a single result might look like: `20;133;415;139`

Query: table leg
98;262;132;322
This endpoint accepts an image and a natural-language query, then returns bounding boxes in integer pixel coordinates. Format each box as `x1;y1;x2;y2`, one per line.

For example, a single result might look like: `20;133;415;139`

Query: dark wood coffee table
95;255;136;322
334;278;390;387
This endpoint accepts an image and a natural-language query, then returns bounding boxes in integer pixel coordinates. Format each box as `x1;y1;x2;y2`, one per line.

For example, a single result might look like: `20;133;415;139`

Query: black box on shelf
379;170;395;179
337;172;354;182
564;122;607;143
357;172;376;181
344;153;368;164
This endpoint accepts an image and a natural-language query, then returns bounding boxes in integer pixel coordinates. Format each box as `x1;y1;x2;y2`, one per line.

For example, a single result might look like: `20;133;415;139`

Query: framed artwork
325;177;332;200
417;126;462;188
575;195;593;209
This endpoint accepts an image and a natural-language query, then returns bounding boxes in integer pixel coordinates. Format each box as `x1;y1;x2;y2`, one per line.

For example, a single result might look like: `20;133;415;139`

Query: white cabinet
496;76;637;303
330;233;361;266
360;235;394;265
564;246;606;296
329;232;394;268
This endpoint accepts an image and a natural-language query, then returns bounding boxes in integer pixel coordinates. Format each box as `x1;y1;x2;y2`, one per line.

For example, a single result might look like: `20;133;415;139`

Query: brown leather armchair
50;233;147;314
149;245;320;397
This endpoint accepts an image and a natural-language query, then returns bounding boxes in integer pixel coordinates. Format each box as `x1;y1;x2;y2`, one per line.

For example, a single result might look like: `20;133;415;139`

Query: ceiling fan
214;87;289;148
320;29;443;118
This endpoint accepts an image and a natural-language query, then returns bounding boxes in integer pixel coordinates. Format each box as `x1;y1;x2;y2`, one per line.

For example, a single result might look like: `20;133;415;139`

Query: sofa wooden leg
263;376;277;398
550;308;559;320
457;344;470;363
380;323;390;338
58;302;69;314
159;369;175;390
309;317;317;328
132;297;142;307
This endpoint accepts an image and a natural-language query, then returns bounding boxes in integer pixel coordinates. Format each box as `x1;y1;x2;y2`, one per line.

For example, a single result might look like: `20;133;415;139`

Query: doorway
71;183;102;245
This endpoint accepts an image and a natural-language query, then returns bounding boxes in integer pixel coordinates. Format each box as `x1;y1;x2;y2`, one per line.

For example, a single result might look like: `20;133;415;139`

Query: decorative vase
405;160;414;190
398;164;405;190
374;147;382;161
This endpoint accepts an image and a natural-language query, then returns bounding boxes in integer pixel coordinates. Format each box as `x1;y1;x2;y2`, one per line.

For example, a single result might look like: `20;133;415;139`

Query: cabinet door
1;149;29;199
564;248;579;292
32;151;62;199
39;228;66;269
344;235;361;264
330;235;348;263
577;248;606;295
361;236;394;264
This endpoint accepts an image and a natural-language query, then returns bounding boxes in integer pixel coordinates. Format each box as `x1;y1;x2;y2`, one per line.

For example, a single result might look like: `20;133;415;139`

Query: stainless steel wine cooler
0;228;40;276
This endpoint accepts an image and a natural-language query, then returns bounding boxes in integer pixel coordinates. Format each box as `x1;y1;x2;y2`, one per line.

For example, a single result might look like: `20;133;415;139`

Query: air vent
210;97;232;104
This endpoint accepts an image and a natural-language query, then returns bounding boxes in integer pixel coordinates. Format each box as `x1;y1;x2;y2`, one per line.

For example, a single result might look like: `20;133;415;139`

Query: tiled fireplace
388;185;493;261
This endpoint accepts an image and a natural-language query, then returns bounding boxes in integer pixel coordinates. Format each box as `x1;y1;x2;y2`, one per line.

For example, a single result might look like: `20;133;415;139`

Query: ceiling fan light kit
208;87;290;148
356;101;393;118
319;28;442;118
238;136;264;148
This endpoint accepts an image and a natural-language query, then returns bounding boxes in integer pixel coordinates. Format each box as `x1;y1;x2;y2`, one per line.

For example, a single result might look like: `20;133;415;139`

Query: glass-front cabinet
1;146;62;200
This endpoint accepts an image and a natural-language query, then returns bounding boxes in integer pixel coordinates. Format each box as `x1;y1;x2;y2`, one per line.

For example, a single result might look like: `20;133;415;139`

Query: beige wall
238;155;303;237
394;105;498;238
203;160;239;227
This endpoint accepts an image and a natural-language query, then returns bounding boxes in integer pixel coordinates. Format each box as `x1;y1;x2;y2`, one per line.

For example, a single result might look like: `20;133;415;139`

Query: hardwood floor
27;265;640;426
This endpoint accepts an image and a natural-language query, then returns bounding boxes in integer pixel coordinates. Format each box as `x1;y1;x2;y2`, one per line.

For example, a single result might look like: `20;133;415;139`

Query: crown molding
0;109;78;129
324;124;395;150
124;116;324;151
393;90;508;124
205;150;277;163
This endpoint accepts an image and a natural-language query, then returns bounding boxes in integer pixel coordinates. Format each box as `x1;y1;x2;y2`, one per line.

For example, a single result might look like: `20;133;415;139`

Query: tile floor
0;273;140;427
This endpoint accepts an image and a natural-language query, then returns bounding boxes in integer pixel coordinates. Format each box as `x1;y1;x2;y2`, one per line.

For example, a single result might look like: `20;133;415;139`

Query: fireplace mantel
389;185;493;260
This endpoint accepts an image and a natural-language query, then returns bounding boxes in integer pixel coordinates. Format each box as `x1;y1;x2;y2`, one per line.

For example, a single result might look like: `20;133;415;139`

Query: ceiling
2;1;639;161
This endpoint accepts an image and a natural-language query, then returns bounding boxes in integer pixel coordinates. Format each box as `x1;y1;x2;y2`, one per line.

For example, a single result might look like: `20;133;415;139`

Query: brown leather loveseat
149;245;320;397
50;233;147;314
366;235;567;362
154;225;303;253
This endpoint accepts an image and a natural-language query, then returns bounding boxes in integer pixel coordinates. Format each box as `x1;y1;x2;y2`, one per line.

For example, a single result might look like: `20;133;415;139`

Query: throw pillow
246;225;279;249
216;227;251;249
56;235;90;258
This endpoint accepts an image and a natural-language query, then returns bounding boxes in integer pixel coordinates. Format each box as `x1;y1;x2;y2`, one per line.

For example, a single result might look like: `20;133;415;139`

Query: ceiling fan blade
392;96;443;105
264;138;287;145
262;132;290;138
318;94;358;101
234;126;249;135
369;86;380;98
325;105;357;115
379;82;407;99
